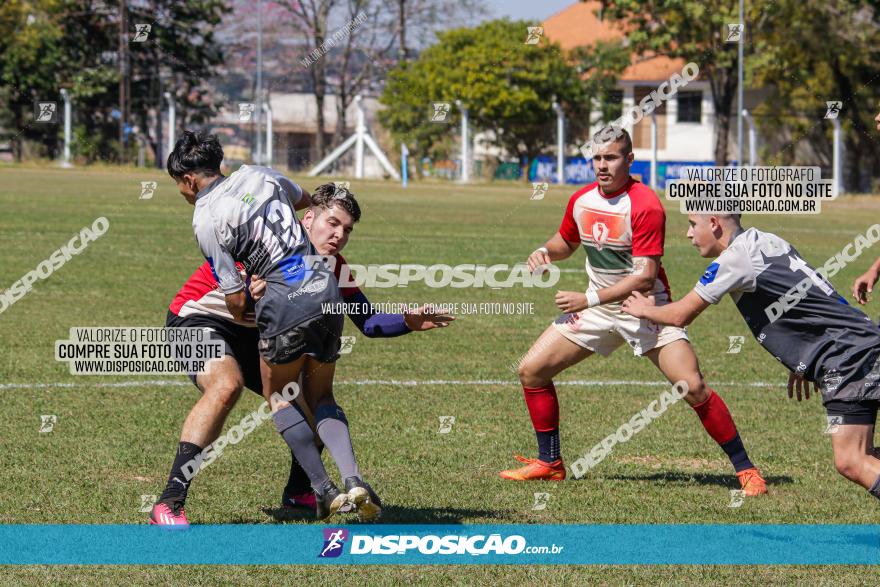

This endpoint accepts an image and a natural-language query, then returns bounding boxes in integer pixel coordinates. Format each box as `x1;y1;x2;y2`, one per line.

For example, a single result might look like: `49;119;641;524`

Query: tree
0;0;69;161
750;0;880;191
393;0;488;62
570;39;632;127
282;0;335;159
327;0;486;149
279;0;485;162
0;0;227;164
325;0;395;148
598;0;746;165
378;19;602;171
131;0;228;163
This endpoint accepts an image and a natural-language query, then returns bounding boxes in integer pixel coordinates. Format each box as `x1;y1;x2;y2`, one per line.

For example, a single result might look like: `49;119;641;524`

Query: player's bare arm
224;289;247;322
622;289;710;327
555;255;660;313
527;232;579;273
852;257;880;304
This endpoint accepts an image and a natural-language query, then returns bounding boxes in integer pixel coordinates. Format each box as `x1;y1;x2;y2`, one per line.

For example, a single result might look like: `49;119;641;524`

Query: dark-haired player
500;129;766;497
164;130;355;522
151;178;451;526
623;213;880;500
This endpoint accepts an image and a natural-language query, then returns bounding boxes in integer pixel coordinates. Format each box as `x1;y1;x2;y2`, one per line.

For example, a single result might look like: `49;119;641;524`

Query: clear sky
480;0;576;23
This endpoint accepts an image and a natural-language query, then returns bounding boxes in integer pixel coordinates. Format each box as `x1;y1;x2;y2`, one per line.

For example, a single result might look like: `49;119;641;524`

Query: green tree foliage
750;0;880;191
0;0;227;163
379;19;623;169
598;0;742;165
0;0;70;160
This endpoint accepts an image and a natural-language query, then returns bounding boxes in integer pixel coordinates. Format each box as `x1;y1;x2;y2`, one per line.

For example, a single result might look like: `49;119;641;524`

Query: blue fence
527;157;719;189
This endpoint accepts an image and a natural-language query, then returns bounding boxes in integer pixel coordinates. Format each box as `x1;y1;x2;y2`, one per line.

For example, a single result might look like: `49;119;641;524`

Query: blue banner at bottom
1;524;878;565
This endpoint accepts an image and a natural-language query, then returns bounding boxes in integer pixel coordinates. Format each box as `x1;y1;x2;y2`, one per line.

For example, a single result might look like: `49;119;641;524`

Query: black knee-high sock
285;448;322;495
869;474;880;500
159;441;202;505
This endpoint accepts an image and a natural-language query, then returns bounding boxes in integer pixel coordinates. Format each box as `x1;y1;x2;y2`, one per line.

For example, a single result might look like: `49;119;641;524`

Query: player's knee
518;360;547;388
204;376;244;411
833;453;862;481
682;377;707;404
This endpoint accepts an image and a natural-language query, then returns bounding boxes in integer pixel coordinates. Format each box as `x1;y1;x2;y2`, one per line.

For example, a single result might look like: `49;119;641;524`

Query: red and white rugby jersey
558;177;671;297
169;254;361;327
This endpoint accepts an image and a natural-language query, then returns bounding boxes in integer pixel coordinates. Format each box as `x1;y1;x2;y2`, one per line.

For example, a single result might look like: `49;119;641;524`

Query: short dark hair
310;183;361;222
591;127;633;156
166;130;224;180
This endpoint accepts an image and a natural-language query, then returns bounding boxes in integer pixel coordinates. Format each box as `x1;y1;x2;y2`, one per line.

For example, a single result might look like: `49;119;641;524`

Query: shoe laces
161;499;185;516
512;454;537;465
317;480;339;498
738;469;759;485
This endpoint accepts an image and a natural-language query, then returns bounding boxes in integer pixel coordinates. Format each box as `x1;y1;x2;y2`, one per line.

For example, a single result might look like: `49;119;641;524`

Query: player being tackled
167;131;356;522
500;128;766;497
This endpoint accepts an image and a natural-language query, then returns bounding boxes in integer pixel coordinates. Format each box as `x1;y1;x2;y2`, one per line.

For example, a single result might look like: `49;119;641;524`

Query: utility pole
398;0;408;62
118;0;127;162
736;0;744;166
255;0;263;164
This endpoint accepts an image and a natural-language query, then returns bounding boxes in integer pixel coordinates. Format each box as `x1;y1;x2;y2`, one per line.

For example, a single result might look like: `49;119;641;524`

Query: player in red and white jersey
151;185;452;527
500;129;767;496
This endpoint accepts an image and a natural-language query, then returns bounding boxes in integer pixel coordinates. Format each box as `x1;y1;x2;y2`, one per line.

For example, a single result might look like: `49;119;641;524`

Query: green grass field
2;166;880;584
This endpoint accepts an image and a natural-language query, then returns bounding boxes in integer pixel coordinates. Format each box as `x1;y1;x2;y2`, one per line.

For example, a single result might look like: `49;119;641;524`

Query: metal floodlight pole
355;96;365;178
60;89;72;168
832;117;843;196
137;135;146;167
401;143;409;188
650;110;658;189
456;99;469;182
552;100;565;184
737;0;744;166
255;0;263;164
262;100;273;167
742;109;756;166
164;91;175;162
308;95;399;179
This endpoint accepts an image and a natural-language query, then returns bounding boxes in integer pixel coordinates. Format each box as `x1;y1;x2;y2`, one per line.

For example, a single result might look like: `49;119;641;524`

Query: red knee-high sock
523;384;560;462
692;389;754;472
692;389;737;444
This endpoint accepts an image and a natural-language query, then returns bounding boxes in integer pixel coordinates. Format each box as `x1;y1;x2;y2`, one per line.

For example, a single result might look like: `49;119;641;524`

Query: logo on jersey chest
592;221;610;248
579;208;627;250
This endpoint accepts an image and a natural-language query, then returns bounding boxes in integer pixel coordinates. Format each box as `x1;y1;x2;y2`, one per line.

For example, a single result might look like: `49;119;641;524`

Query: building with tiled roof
543;1;716;165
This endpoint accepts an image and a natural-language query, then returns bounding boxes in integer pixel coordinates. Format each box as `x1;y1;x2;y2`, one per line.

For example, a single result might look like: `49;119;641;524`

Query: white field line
0;378;783;390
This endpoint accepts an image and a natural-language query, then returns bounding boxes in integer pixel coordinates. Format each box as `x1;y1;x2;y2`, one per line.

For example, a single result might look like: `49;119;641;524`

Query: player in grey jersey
623;213;880;502
167;130;370;519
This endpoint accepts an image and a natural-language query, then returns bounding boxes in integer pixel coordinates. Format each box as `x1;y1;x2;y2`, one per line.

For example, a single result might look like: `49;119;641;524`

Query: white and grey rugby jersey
694;227;880;386
192;165;341;337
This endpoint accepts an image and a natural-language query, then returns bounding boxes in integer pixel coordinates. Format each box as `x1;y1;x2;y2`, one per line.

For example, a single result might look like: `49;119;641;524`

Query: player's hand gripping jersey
191;165;342;337
694;227;880;400
559;178;672;300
